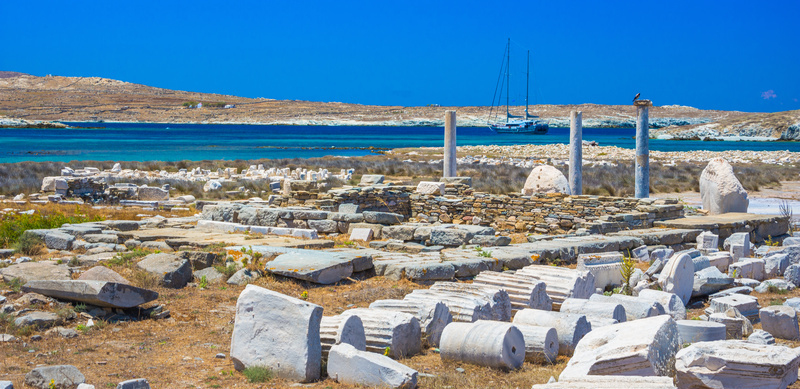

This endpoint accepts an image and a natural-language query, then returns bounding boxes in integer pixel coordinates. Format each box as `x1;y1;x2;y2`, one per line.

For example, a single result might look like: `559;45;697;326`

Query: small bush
131;270;160;289
215;264;238;279
242;366;273;383
12;233;45;255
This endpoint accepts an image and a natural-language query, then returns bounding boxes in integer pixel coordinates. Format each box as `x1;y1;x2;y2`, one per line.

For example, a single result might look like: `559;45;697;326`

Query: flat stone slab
22;280;158;308
0;262;72;283
266;251;360;284
654;213;788;242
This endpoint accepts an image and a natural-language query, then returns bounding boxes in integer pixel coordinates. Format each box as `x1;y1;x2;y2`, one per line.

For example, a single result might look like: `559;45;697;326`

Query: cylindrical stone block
512;309;591;356
560;298;626;322
443;110;457;178
505;322;559;364
368;299;452;347
676;320;726;344
439;321;525;370
429;281;511;321
472;271;552;312
340;308;421;359
635;104;650;198
585;317;619;329
569;110;582;195
589;294;664;321
320;315;367;359
403;289;491;322
638;289;687;320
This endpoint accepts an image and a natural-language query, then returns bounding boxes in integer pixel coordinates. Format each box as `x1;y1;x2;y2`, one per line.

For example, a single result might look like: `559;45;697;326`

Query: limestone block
320;315;367;359
576;252;624;290
692;266;734;297
708;251;733;272
532;376;677;389
22;280;157;308
340;308;421;359
44;231;75;251
430;228;473;246
759;306;800;340
786;264;800;287
429;282;511;321
515;265;595;310
588;294;664;321
308;219;338;233
560;298;626;323
363;211;403;225
638;289;687;320
765;253;790;278
632;245;650;262
659;252;694;305
472;271;552;312
676;320;726;344
350;228;374;242
559;316;680;379
369;299;452;347
709;307;754;339
25;365;86;389
706;294;760;320
266;251;353;284
1;262;72;283
747;329;776;345
522;165;570;196
696;231;719;251
230;285;322;382
136;253;192;288
328;343;417;389
359;174;384;185
440;321;526;370
415;181;445;195
403;289;492;322
137;186;168;201
381;225;417;241
699;158;749;215
513;309;591;356
676;340;800;389
203;180;222;192
729;258;765;281
384;262;455;281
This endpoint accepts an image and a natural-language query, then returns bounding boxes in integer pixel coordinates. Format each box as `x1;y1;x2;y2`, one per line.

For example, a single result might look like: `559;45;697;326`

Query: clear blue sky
2;1;798;112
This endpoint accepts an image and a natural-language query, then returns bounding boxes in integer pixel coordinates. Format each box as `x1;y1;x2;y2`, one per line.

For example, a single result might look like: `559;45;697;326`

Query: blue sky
1;1;798;112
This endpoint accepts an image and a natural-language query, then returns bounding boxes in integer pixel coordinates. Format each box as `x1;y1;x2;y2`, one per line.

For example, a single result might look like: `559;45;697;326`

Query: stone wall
268;183;684;235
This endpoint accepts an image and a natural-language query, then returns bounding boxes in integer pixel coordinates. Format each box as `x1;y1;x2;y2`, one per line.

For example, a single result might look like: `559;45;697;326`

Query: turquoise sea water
0;122;798;163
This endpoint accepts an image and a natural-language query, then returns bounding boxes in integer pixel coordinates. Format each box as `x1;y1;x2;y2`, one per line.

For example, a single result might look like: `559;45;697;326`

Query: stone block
136;253;192;288
327;343;417;389
576;252;624;290
699;158;749;215
22;280;158;308
513;309;590;356
759;306;800;340
363;211;404;225
25;365;86;389
230;285;322;382
659;252;694;305
44;231;75;251
729;258;765;281
676;320;726;344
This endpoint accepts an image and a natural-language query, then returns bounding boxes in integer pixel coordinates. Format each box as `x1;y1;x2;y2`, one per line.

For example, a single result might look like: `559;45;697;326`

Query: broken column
443;110;457;178
439;321;526;370
511;323;559;364
634;99;652;199
403;289;493;322
368;299;452;347
569;110;582;195
560;298;626;323
472;271;552;312
327;343;418;389
589;294;664;321
513;309;591;356
676;320;727;343
340;308;421;359
428;281;512;321
319;315;367;360
514;265;595;310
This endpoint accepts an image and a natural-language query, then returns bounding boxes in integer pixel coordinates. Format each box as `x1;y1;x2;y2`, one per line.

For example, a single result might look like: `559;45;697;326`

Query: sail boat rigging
488;39;549;134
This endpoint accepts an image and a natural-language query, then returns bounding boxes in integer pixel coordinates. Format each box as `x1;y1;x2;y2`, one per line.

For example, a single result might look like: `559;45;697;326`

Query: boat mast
506;38;510;123
525;50;529;118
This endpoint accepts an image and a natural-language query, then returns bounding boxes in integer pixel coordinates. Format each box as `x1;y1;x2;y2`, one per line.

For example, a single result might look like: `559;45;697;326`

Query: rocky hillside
652;110;800;141
0;72;779;134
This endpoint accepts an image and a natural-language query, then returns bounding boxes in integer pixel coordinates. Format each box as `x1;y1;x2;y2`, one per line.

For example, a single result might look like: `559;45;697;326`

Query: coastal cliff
651;110;800;141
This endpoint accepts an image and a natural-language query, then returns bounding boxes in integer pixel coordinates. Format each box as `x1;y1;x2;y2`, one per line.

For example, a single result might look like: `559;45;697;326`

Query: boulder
22;280;158;308
675;340;800;389
759;306;800;340
25;365;86;389
659;253;694;305
327;343;417;389
77;266;130;284
193;267;225;284
559;316;680;379
0;262;71;283
226;268;261;286
230;285;322;382
136;253;192;288
699;158;749;214
14;311;61;329
522;165;570;196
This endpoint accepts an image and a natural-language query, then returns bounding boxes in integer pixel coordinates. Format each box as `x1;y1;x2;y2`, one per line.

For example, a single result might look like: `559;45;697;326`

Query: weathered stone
369;300;452;347
138;186;168;201
359;174;384;185
340;308;421;359
785;263;800;287
230;285;322;382
226;268;261;286
22;280;157;308
765;253;790;278
440;321;525;370
428;282;511;321
83;234;118;244
755;278;795;293
759;305;800;340
416;181;445;195
385;262;455;281
730;258;765;281
576;252;623;290
559;316;680;379
708;251;733;272
522;165;570;195
513;309;590;356
676;320;726;344
177;251;217;270
469;235;511;246
77;266;130;284
363;211;403;225
136;253;192;288
589;294;664;321
430;228;473;246
381;225;417;241
266;251;354;284
193;267;225;284
706;294;760;320
676;341;800;389
747;329;776;345
349;228;374;242
14;311;61;329
115;379;150;389
327;343;417;389
659;253;694;305
692;266;734;297
638;289;687;320
697;231;720;251
46;327;79;339
320;314;367;359
560;298;626;323
308;219;338;233
511;323;559;364
44;231;75;251
472;271;552;312
0;262;71;283
0;381;12;389
515;265;595;310
532;376;677;389
699;158;749;214
709;307;754;339
25;365;86;389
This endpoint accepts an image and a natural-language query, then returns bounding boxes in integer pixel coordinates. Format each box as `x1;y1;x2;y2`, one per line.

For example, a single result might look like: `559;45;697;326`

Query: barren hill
0;72;776;133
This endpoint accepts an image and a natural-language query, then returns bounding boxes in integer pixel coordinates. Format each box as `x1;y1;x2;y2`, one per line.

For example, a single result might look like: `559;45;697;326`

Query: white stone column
569;111;582;195
443;110;457;178
635;100;652;198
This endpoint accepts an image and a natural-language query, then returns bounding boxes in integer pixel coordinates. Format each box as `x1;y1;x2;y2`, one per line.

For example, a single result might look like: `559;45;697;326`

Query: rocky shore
0;117;68;129
651;110;800;141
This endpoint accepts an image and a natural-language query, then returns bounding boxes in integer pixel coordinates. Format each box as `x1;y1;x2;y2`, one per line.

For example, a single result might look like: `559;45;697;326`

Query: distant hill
0;72;794;139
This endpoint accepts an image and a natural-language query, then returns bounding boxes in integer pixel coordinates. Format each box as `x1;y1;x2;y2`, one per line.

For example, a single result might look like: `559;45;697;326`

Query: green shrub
0;211;102;248
11;233;44;255
242;366;273;383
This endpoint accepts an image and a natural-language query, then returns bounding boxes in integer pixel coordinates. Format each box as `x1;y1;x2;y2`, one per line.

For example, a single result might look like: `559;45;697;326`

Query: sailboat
488;39;549;134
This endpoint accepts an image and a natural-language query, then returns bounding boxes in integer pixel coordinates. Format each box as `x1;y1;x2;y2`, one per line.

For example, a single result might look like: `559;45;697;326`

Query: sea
1;122;799;163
